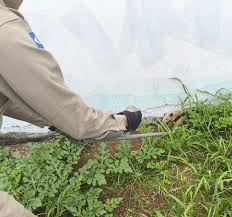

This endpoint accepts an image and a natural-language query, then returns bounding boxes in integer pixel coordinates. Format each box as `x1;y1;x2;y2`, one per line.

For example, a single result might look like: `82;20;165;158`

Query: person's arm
0;18;127;140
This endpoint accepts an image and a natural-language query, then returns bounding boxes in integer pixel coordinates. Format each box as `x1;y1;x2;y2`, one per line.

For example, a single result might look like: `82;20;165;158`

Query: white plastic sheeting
2;0;232;131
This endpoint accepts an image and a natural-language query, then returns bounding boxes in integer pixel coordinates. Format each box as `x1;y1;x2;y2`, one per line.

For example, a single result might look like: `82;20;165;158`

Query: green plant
0;86;231;217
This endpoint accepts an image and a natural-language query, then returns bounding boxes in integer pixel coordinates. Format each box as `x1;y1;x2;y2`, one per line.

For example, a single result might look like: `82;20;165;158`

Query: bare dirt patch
101;183;165;217
6;143;29;157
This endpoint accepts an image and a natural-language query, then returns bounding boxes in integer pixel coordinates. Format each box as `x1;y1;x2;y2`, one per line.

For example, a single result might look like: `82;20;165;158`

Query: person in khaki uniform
0;0;142;140
0;0;142;216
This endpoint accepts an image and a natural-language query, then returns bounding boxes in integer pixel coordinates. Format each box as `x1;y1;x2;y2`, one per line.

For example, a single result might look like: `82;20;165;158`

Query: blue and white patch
28;32;44;49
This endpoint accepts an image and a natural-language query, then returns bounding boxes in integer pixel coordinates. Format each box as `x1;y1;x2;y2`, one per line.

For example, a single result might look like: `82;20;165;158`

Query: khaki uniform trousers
0;192;36;217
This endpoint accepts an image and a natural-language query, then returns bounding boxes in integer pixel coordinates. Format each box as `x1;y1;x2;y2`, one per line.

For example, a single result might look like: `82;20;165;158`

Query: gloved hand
117;106;142;131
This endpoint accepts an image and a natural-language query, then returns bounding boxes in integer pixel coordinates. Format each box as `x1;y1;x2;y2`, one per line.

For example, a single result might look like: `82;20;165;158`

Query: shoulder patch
28;32;44;49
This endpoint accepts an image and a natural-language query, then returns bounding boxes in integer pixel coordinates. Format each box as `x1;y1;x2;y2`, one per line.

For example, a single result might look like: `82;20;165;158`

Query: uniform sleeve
0;19;126;140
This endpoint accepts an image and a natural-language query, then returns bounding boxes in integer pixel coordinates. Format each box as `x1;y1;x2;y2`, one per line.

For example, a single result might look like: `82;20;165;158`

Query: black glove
117;109;142;131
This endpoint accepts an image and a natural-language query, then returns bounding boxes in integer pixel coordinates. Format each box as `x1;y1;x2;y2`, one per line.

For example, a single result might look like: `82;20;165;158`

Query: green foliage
150;88;232;217
0;136;165;216
0;148;21;195
132;146;165;165
0;139;129;216
0;87;231;217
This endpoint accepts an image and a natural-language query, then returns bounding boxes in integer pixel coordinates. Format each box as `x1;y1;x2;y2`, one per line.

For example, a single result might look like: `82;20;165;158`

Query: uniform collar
0;1;24;20
9;8;24;19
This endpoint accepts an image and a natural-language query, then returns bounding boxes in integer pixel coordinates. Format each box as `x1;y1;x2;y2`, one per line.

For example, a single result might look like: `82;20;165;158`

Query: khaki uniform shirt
0;5;126;140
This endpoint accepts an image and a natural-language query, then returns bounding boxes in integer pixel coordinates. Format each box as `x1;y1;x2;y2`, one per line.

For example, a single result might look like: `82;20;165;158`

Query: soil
6;143;29;157
101;183;165;217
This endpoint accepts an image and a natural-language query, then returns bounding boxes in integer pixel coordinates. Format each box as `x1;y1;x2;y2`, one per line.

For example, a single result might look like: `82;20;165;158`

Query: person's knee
0;191;10;204
0;191;36;217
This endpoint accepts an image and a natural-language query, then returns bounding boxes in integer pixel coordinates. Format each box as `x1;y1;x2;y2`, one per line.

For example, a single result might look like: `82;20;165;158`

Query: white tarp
2;0;232;131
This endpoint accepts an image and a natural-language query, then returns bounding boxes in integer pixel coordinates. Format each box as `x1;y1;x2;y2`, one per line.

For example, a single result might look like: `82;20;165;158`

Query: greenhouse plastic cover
2;0;232;132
